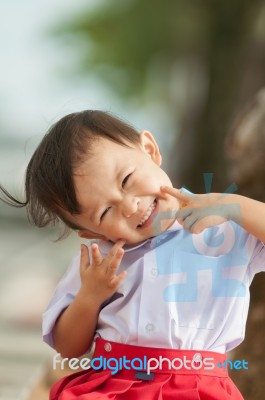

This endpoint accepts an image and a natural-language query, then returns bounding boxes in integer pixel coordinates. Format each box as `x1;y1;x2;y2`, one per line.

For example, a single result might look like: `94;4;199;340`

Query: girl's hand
79;240;126;305
161;186;240;234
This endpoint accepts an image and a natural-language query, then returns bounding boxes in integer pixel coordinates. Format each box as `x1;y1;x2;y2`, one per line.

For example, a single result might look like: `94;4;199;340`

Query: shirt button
151;268;158;277
145;323;155;333
193;353;202;362
104;342;112;352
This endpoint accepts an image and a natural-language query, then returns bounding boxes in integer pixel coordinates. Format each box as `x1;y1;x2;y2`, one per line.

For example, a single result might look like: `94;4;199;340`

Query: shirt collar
97;219;183;254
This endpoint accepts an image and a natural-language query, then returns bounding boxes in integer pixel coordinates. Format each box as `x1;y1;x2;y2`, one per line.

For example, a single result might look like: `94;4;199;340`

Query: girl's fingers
106;247;124;278
91;243;103;266
105;240;125;285
161;186;197;205
175;208;193;219
88;240;125;282
182;215;198;232
105;240;125;264
109;270;127;289
80;244;90;272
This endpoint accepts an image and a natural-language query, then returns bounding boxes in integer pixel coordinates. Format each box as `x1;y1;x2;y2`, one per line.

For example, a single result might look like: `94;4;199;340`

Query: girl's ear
139;130;162;166
78;230;107;240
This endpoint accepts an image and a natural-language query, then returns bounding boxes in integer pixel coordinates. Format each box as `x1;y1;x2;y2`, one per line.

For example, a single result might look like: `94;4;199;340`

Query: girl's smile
137;199;158;228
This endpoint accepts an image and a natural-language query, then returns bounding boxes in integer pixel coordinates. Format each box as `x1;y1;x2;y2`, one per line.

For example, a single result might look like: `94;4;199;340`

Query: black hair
0;110;141;234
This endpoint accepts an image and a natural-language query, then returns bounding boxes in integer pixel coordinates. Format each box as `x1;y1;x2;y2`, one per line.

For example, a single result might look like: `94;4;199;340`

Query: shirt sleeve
248;236;265;279
42;252;81;348
230;222;265;280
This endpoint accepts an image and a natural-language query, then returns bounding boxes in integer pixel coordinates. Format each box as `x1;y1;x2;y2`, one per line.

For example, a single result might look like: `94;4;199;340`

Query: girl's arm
227;194;265;243
53;240;126;358
161;186;265;243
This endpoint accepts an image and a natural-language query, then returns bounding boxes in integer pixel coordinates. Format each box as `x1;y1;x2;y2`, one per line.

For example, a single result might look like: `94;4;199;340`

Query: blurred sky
0;0;174;192
1;0;93;137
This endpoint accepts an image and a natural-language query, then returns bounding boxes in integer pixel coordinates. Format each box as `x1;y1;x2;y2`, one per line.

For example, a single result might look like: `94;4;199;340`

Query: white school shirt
42;220;265;354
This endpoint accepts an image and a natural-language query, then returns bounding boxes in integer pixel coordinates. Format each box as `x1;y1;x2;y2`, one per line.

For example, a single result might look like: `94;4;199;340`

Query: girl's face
70;131;180;245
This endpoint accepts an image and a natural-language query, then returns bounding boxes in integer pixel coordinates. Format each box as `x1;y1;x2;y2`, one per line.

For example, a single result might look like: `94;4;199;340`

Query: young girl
1;110;265;399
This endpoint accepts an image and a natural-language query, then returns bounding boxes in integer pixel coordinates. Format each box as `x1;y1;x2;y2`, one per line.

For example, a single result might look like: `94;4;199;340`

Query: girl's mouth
137;199;158;229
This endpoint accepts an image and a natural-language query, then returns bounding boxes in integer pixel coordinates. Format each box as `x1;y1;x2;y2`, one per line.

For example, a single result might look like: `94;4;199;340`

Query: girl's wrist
76;286;103;310
219;194;242;224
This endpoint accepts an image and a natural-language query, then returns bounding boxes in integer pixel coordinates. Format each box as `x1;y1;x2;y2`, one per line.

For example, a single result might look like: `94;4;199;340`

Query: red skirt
50;339;244;400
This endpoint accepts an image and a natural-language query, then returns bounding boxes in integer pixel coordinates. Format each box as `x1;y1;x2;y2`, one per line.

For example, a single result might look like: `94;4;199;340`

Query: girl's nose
122;196;140;218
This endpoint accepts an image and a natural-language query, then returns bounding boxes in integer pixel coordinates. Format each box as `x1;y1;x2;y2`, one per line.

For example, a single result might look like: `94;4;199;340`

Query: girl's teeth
138;200;156;227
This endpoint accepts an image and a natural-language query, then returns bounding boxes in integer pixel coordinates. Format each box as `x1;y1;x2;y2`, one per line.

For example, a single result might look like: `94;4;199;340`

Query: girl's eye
122;174;131;188
100;207;111;221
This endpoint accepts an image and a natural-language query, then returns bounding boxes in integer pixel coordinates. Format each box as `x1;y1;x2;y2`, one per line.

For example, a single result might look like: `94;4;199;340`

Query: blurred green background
1;0;265;398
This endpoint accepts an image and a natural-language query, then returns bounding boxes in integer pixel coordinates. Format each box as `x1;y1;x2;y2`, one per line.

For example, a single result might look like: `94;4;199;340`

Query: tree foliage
53;0;265;190
54;0;209;97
